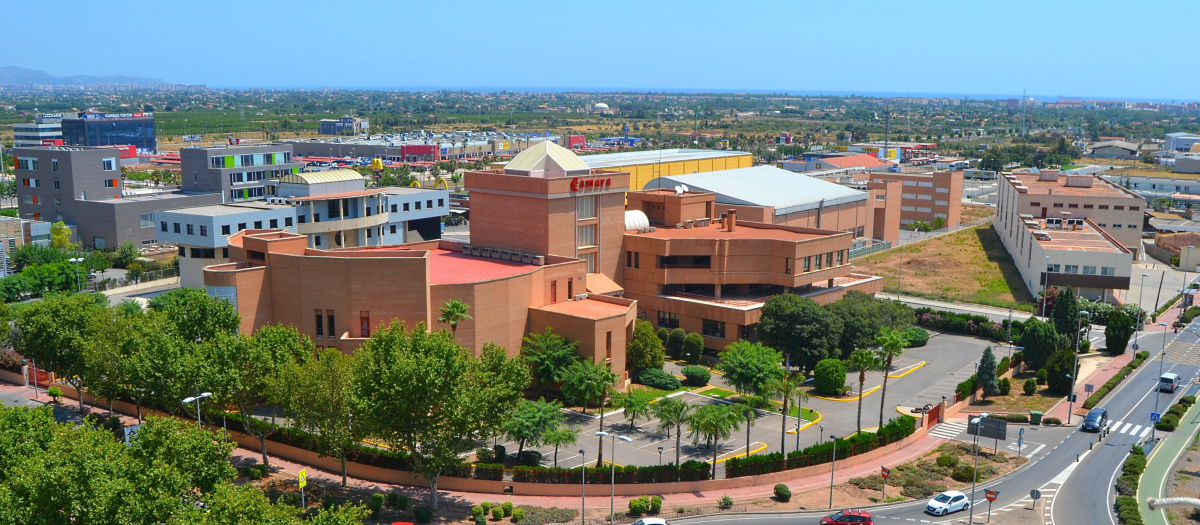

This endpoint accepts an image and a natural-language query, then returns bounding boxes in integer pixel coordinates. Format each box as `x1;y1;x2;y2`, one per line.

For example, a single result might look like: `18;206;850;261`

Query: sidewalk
0;375;949;512
1138;396;1200;525
876;293;1033;322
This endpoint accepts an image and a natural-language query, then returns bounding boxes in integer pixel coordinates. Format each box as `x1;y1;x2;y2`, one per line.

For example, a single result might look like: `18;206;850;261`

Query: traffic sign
1151;412;1161;423
881;466;890;479
969;417;1008;441
298;469;307;489
986;489;999;502
1030;489;1042;501
1085;384;1094;393
1133;343;1140;351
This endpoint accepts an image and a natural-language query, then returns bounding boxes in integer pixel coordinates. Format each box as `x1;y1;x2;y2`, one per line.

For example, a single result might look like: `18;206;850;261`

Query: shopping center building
204;142;880;382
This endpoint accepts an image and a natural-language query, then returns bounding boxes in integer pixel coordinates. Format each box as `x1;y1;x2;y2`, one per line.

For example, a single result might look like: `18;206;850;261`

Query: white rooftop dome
593;103;610;111
625;210;650;231
503;140;591;178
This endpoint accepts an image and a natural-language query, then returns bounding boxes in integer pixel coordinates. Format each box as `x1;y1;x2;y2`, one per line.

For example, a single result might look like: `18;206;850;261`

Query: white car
925;490;970;516
631;520;669;525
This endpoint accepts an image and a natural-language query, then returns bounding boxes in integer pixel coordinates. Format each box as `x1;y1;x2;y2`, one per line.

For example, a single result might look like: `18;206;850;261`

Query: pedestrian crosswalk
1164;341;1200;366
1108;420;1153;438
928;421;968;440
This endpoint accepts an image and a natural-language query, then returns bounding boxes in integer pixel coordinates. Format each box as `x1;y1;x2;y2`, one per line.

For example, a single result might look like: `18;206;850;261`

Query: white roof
504;140;591;177
643;165;867;216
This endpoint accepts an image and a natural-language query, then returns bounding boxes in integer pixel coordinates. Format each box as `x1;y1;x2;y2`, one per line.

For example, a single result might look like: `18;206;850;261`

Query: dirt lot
961;204;997;222
857;225;1035;310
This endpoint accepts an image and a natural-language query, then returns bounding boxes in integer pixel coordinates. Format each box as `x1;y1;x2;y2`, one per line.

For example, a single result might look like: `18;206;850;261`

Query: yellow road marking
705;441;769;464
887;361;926;378
788;409;823;434
810;384;881;402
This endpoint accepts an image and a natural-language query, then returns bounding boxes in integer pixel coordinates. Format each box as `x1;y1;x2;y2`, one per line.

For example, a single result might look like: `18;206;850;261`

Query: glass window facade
61;117;157;152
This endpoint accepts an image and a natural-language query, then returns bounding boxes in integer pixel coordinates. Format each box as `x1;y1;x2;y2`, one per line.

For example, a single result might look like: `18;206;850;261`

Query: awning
585;273;623;296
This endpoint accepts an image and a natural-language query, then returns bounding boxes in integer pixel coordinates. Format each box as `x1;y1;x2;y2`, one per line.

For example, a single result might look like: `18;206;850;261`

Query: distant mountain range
0;66;168;86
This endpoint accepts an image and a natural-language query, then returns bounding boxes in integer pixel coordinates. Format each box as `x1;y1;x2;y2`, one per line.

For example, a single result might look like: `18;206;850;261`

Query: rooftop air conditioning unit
501;250;512;261
675;223;683;228
490;248;501;259
462;245;471;255
684;220;694;229
533;256;545;266
648;226;656;232
574;294;588;301
521;253;533;264
470;247;482;257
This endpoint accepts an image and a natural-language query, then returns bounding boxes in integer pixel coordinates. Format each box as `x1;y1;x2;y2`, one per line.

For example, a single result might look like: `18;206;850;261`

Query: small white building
1002;214;1132;302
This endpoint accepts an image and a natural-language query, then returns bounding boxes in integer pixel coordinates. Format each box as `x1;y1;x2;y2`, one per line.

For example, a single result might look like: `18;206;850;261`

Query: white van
1160;373;1182;393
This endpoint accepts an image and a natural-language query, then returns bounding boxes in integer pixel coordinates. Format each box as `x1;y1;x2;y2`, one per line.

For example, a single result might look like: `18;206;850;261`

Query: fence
850;216;994;260
87;268;178;293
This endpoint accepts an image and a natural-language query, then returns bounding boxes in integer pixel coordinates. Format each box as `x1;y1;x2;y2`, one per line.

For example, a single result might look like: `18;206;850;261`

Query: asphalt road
661;326;1180;525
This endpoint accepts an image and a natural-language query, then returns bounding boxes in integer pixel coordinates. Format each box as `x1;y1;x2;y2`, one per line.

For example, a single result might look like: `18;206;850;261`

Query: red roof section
820;154;889;169
427;249;536;284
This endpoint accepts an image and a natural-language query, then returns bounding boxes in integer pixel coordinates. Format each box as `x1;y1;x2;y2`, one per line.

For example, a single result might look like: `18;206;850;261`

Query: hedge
1082;351;1150;410
914;308;1010;340
1115;446;1146;525
903;327;929;347
726;416;916;478
511;460;711;484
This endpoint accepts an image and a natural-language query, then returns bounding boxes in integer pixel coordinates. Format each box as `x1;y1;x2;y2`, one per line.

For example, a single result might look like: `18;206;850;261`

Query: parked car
1082;408;1109;432
926;491;970;516
820;509;874;524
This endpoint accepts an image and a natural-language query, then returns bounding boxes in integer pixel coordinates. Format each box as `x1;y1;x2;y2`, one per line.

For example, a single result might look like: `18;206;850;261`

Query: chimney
727;209;737;232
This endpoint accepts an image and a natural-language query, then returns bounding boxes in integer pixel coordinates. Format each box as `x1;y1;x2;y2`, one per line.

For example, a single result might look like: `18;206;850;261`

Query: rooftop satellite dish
681;184;689;193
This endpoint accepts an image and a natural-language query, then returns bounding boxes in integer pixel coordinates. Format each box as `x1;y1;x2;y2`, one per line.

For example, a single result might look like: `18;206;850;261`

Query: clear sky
11;0;1199;100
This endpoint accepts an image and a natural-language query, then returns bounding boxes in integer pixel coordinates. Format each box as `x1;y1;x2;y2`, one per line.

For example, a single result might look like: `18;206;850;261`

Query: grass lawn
857;224;1036;311
629;383;691;397
699;387;818;421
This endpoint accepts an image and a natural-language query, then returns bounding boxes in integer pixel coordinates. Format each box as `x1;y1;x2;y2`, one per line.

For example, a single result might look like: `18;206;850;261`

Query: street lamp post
1042;256;1051;318
829;436;838;509
595;432;632;525
182;392;212;430
1155;322;1169;441
68;257;83;292
1067;311;1091;425
1134;273;1150;347
968;414;988;525
819;424;824;444
658;446;664;466
579;449;586;524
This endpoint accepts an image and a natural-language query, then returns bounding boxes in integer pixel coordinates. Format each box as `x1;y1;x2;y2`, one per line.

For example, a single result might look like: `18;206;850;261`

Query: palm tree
875;328;909;430
437;299;472;341
733;402;758;460
688;404;741;479
848;349;884;435
653;397;693;466
542;424;579;467
592;365;620;466
768;373;807;462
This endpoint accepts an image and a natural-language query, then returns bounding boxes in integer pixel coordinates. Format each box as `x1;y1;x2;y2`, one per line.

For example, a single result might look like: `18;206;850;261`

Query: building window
173;223;181;234
16;158;35;170
161;221;168;232
902;193;916;199
1114;206;1124;210
917;194;932;200
577;224;596;248
837;250;844;265
902;180;916;186
916;207;932;213
285;217;293;227
222;248;229;259
315;236;322;247
1083;204;1093;209
221;225;231;235
1099;205;1109;209
1101;267;1116;276
626;251;633;268
702;319;726;339
360;312;371;338
238;223;246;231
254;221;262;229
803;256;811;272
178;246;186;256
1130;206;1140;211
269;219;278;228
186;224;194;235
190;248;215;259
1068;204;1078;209
815;253;823;270
1083;266;1097;275
200;225;208;237
936;187;949;193
785;257;792;275
826;252;833;268
581;252;596;273
577;195;598;219
606;331;612;359
1047;263;1061;272
53;180;59;189
426;200;433;209
935;200;949;206
918;181;933;188
51;159;58;172
315;312;324;337
55;197;61;208
901;206;915;212
1052;203;1063;208
1064;265;1079;274
438;198;445;208
415;201;421;211
327;311;336;338
102;158;116;171
140;214;154;228
1112;224;1123;228
389;224;397;234
657;311;680;329
403;203;410;212
1030;202;1041;207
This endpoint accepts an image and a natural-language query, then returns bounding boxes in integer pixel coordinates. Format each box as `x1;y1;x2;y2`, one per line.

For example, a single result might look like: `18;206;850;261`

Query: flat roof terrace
1008;171;1137;199
334;245;542;285
1019;218;1128;254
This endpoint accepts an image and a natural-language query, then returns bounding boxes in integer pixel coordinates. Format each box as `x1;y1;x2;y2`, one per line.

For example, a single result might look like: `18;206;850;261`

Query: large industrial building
867;170;964;230
575;149;753;190
204;142;880;376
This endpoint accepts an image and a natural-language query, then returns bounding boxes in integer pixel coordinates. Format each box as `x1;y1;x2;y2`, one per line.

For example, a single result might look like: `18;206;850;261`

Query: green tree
1051;286;1079;337
812;358;847;396
502;398;564;459
1105;310;1135;355
436;299;472;340
626;319;666;374
12;293;105;413
847;349;883;435
733;401;758;461
615;388;657;431
767;373;808;461
977;346;1000;398
542;424;579;467
716;341;785;397
874;327;908;430
148;288;241;343
757;294;843;373
50;221;73;250
682;332;705;364
277;348;359;486
1020;318;1060;369
521;327;579;390
127;315;198;419
82;306;142;416
559;359;614;413
112;240;141;268
352;321;526;510
1045;349;1076;396
687;403;741;478
128;416;237;494
826;291;912;358
666;328;686;358
653;397;693;466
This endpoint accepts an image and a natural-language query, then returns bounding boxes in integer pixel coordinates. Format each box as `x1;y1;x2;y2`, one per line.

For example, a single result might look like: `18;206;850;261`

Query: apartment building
995;169;1145;256
1001;215;1132;301
180;143;304;202
867;170;964;228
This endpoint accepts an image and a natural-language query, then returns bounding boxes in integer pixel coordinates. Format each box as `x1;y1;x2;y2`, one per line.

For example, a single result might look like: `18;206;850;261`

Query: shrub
282;492;301;507
1080;340;1091;353
1123;455;1147;477
492;507;503;520
718;495;733;507
903;326;929;347
682;332;705;364
511;508;526;522
473;506;487;521
992;413;1029;423
1043;417;1062;425
1024;378;1037;395
681;365;711;387
477;447;495;463
666;328;686;358
951;466;976;482
397;494;410;510
628;497;649;516
1182;396;1197;407
1115;475;1139;496
1116;495;1142;524
638;368;681;390
849;475;885;491
481;502;493;513
813;358;847;396
1036;368;1047;385
386;492;400;508
999;377;1011;396
936;454;959;468
657;328;670;345
901;480;945;499
1169;404;1187;418
774;483;792;502
1157;414;1179;432
368;494;385;518
47;386;63;402
321;495;338;511
502;502;513;517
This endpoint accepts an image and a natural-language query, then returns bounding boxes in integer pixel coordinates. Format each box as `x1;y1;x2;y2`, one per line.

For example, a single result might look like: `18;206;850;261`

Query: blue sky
12;0;1200;100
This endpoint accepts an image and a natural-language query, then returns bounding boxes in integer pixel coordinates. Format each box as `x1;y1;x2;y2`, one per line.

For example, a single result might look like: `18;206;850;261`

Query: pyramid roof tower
503;140;592;178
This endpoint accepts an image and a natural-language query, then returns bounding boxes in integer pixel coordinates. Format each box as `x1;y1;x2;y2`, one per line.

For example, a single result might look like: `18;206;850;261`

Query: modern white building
12;114;64;147
1000;215;1132;302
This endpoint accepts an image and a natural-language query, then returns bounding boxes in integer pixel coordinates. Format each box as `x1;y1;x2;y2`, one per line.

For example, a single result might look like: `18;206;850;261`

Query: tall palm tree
653;397;693;466
592;365;620;466
437;299;472;341
688;404;741;479
875;328;909;430
848;348;884;435
733;402;758;460
768;373;807;462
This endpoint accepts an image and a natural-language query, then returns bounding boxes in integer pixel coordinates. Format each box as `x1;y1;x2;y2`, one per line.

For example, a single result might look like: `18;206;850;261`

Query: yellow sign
298;469;307;488
370;158;384;171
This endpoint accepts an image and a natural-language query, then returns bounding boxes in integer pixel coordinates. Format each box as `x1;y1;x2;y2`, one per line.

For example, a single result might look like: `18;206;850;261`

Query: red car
820;509;874;524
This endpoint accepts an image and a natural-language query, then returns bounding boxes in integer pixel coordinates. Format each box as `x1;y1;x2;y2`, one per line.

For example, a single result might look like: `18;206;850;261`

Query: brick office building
867;171;964;229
